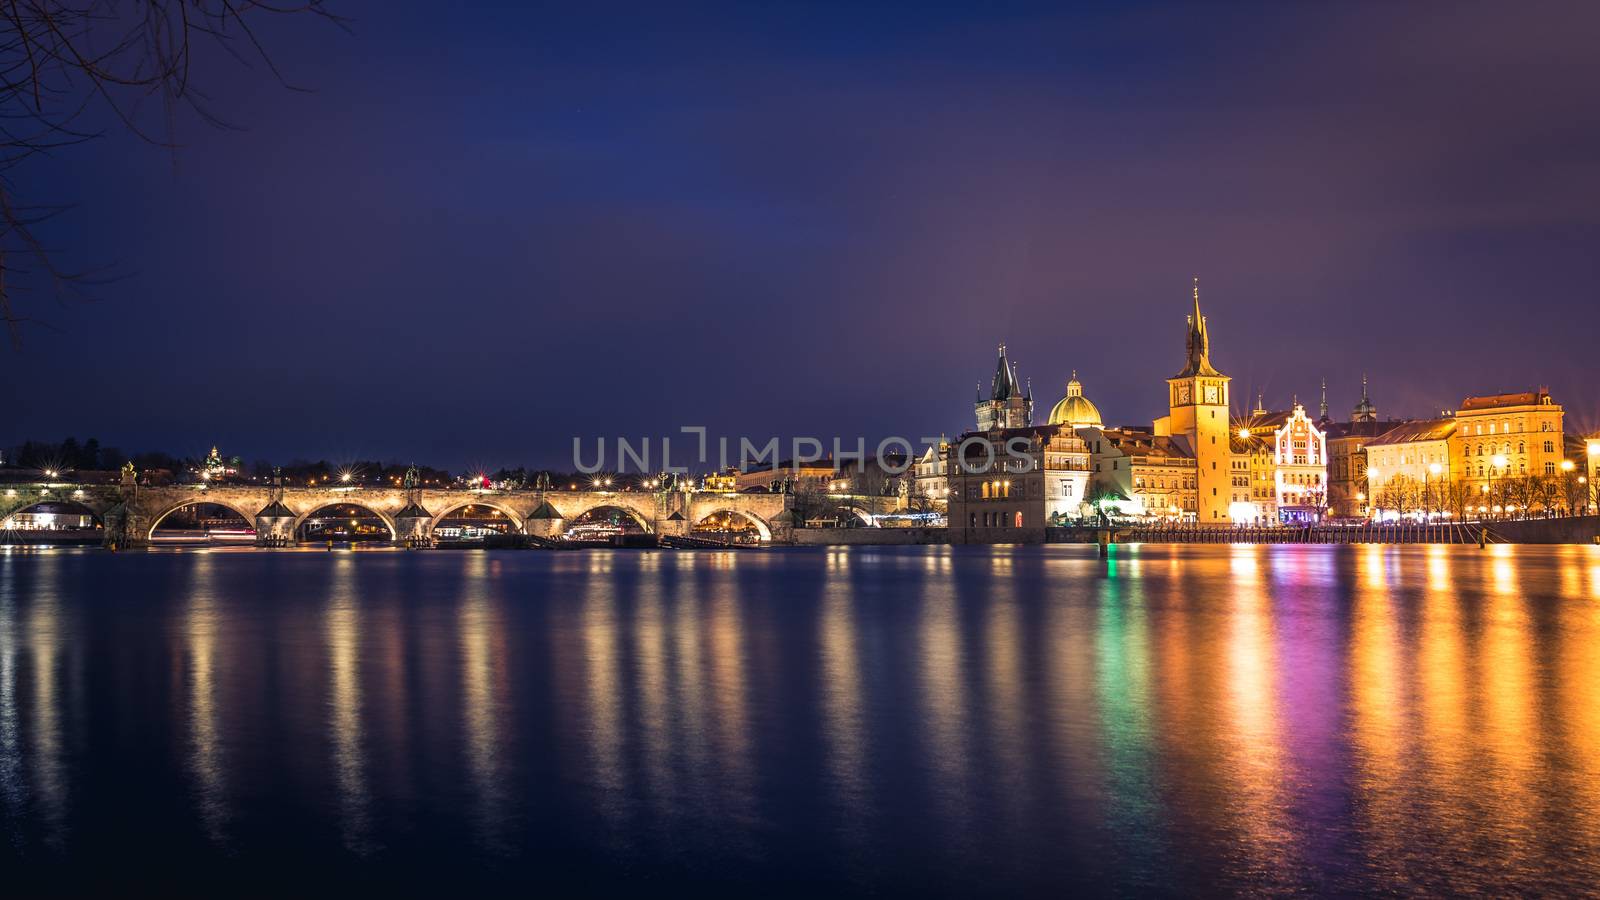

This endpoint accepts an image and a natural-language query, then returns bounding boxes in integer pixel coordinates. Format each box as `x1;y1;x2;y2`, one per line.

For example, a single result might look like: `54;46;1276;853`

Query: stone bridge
1;481;799;547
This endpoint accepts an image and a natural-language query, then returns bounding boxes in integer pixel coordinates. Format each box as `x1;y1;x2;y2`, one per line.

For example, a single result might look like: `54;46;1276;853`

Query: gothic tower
975;344;1033;431
1166;278;1232;523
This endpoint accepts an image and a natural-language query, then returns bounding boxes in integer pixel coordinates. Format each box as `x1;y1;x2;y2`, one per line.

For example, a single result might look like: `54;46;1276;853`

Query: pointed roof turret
990;343;1021;401
1352;374;1378;422
1319;378;1329;422
1174;277;1221;378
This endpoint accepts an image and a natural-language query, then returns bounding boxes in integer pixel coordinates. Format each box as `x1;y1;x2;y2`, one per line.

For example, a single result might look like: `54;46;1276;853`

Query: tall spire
1319;378;1328;421
1352;373;1377;422
1175;276;1220;378
1253;390;1266;416
988;343;1022;402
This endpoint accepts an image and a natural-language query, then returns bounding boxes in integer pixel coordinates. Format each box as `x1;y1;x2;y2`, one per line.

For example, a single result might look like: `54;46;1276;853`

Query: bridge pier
256;502;298;547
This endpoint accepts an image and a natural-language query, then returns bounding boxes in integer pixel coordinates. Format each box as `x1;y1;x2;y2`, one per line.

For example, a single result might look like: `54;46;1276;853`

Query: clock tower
1167;278;1232;523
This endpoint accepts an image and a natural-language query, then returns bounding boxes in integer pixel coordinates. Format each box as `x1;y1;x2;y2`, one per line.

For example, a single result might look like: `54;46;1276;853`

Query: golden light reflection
184;555;229;844
704;562;755;832
0;556;21;814
1414;546;1472;867
582;556;629;829
1558;546;1600;849
1219;551;1295;877
920;576;971;847
633;574;674;818
460;552;509;852
27;553;67;843
1350;544;1408;870
983;568;1026;831
820;553;869;834
326;556;374;854
1477;554;1537;864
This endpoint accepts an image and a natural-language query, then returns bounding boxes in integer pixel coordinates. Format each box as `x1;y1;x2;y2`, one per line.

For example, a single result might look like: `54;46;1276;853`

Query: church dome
1047;372;1103;428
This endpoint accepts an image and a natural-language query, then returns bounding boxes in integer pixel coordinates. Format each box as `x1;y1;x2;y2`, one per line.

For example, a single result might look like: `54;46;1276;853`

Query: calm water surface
3;544;1600;896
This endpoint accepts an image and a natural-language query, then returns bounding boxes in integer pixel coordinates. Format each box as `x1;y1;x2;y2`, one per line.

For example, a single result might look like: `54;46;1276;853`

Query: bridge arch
692;508;773;542
146;498;259;540
3;499;105;530
430;501;526;535
293;502;397;541
839;505;875;526
566;502;655;534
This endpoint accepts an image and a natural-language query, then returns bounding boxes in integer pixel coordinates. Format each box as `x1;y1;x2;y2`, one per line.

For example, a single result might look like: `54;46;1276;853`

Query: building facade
1449;389;1565;488
1365;418;1457;518
1084;427;1198;520
946;424;1093;543
1271;403;1329;523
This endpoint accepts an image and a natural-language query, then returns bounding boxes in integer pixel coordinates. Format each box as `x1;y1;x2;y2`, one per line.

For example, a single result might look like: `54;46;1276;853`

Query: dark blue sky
7;0;1598;470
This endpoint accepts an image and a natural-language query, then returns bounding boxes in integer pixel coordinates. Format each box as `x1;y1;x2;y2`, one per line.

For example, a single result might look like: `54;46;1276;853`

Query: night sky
7;0;1598;471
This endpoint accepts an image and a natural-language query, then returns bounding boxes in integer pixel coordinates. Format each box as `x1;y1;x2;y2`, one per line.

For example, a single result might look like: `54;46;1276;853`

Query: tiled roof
1367;418;1457;446
1459;389;1550;411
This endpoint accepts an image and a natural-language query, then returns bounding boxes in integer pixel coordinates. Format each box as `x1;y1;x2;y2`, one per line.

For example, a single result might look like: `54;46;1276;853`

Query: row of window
1467;440;1554;457
1467;418;1556;436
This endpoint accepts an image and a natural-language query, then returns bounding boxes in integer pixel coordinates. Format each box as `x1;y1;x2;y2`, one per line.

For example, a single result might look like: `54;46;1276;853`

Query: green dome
1046;373;1103;428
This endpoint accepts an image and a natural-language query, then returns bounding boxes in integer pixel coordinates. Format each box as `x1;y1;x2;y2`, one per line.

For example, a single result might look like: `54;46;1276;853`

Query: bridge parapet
0;482;796;546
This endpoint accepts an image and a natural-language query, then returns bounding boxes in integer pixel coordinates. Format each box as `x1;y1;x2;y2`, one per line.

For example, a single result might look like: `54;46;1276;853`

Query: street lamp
1365;466;1379;518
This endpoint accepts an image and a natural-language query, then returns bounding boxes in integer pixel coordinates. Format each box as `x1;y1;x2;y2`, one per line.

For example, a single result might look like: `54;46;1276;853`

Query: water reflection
0;554;21;820
184;555;229;845
2;545;1599;894
820;549;868;843
326;556;375;855
27;553;67;846
459;553;509;853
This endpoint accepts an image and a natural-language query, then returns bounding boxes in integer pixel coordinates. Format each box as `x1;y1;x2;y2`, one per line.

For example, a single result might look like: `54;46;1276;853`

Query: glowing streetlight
1561;459;1575;472
340;471;352;484
1238;427;1251;439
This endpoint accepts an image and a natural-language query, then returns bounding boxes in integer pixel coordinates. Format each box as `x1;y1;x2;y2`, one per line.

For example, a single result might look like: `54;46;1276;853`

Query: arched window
1014;511;1023;528
981;482;990;499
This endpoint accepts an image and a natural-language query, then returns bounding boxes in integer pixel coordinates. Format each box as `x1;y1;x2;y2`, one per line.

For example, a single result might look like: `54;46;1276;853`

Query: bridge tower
255;468;297;546
392;465;434;547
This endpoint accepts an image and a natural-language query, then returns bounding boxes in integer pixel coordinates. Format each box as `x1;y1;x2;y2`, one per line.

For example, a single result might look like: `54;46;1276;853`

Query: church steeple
989;343;1021;402
1175;276;1221;378
1319;378;1329;423
1352;374;1378;423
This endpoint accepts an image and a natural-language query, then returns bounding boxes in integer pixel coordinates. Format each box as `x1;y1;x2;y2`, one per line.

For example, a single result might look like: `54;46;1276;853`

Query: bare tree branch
0;0;346;347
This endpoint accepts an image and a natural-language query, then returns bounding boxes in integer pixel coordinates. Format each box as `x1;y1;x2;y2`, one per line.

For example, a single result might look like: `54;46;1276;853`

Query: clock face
1204;385;1219;404
1177;384;1191;404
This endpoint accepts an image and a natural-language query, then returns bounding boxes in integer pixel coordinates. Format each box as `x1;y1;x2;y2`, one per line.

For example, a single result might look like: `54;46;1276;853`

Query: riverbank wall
791;527;949;546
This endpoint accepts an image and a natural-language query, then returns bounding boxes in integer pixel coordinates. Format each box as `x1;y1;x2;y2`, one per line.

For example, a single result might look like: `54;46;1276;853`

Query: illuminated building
1448;388;1565;486
1230;404;1286;524
1045;372;1103;429
1320;378;1407;517
1365;418;1456;517
946;423;1092;543
1270;403;1328;523
1082;427;1197;520
913;439;950;506
1152;279;1232;524
974;344;1033;432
